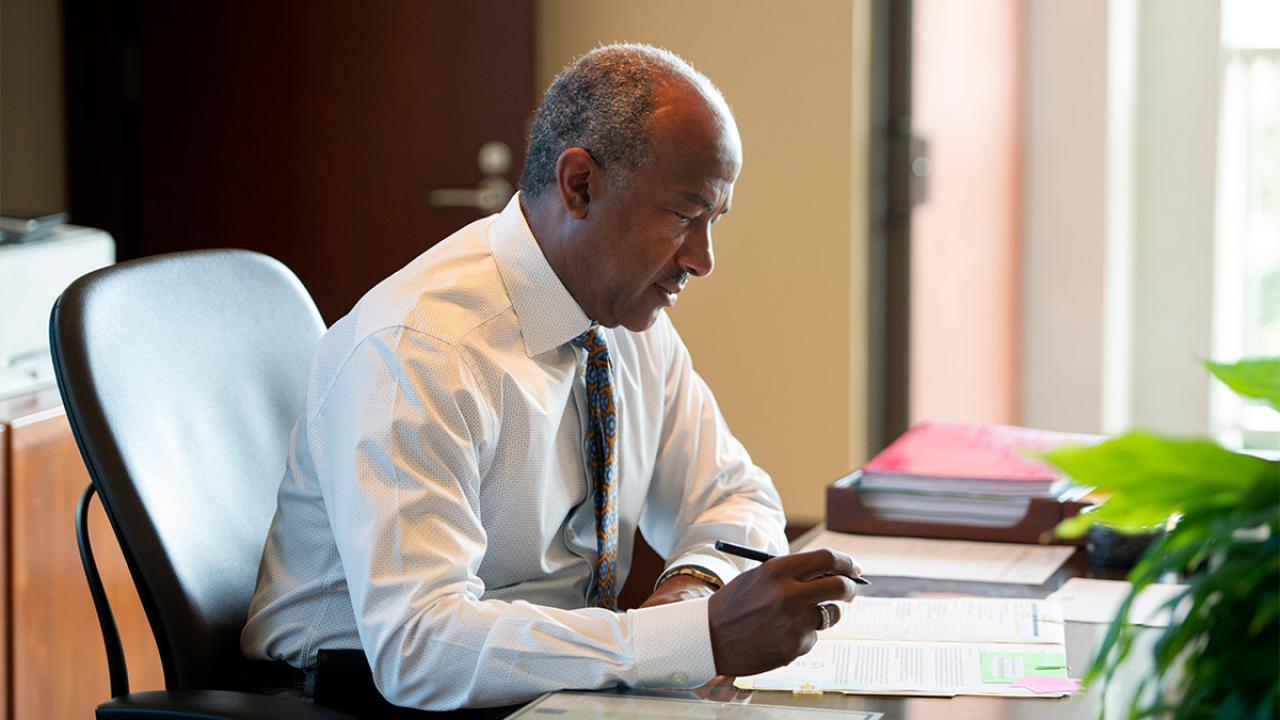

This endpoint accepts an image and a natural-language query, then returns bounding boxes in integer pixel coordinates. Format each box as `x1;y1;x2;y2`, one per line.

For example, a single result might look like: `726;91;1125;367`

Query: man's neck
518;192;596;323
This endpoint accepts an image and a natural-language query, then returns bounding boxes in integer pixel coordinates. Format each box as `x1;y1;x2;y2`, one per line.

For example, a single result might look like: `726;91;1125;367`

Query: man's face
574;88;742;332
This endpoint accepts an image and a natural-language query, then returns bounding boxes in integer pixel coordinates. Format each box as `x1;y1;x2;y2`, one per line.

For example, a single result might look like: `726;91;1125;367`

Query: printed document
801;531;1075;585
828;596;1065;644
736;597;1070;698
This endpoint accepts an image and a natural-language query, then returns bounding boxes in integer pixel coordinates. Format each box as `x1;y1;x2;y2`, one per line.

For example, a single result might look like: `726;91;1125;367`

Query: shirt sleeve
311;326;713;710
638;315;790;588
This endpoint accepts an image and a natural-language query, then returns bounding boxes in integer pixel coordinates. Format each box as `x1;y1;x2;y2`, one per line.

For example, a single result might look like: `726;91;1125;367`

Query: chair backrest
50;250;324;690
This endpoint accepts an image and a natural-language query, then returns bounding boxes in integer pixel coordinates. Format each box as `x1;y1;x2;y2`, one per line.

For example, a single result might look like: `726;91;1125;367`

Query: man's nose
679;224;715;278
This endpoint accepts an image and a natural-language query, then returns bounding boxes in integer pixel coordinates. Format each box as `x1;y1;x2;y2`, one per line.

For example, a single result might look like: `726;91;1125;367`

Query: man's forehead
653;82;734;129
639;80;742;199
648;101;740;164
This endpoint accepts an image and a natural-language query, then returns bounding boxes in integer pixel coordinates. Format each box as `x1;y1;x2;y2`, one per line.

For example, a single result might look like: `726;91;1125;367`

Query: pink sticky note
1011;676;1082;694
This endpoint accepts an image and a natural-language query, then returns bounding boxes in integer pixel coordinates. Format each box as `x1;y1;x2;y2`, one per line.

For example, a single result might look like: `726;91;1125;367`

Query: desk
606;526;1149;719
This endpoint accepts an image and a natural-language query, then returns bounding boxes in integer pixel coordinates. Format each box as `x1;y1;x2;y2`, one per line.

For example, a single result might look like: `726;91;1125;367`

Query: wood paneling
0;421;8;720
2;397;162;719
66;0;535;325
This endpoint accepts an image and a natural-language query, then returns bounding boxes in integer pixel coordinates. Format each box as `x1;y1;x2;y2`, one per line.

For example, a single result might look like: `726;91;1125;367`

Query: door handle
427;141;515;213
428;176;514;213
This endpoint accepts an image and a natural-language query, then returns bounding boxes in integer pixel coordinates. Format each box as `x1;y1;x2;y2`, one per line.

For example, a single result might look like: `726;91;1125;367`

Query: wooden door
66;0;534;323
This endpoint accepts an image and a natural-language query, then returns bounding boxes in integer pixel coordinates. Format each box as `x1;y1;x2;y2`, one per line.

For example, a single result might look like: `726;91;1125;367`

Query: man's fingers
771;548;863;581
794;574;859;605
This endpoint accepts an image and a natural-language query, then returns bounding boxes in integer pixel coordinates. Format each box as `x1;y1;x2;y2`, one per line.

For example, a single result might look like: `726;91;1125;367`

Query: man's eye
671;211;695;223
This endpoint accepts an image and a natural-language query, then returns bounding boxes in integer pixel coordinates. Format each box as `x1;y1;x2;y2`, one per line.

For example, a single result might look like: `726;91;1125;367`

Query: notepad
735;597;1073;698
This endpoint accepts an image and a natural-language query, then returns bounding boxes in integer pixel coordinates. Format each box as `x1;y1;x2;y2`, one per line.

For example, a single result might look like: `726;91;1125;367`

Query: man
242;43;860;711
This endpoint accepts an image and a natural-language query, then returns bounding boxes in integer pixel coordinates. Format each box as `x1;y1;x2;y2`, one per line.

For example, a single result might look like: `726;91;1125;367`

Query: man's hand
639;573;718;608
707;549;861;676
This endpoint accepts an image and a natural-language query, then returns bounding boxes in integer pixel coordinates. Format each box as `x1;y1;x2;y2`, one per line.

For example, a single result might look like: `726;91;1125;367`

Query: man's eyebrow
681;192;715;212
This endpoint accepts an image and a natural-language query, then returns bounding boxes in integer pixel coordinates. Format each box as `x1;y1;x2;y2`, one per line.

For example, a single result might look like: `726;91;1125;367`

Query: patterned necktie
572;324;619;610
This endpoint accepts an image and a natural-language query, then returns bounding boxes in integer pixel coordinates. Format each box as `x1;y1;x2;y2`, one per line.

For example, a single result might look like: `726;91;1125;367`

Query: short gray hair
519;43;724;200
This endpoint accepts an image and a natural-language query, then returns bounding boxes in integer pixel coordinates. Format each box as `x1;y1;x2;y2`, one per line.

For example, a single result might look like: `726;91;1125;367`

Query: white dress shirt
240;194;788;710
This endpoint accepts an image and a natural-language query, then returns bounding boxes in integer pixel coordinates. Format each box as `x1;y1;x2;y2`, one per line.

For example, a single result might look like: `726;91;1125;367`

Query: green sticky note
979;651;1069;683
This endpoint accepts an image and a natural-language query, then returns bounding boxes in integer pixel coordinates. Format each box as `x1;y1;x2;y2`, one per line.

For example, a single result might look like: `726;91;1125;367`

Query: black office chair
50;250;357;719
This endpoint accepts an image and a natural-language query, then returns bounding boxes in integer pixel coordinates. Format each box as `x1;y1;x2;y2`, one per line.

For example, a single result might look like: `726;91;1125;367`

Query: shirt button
669;672;689;685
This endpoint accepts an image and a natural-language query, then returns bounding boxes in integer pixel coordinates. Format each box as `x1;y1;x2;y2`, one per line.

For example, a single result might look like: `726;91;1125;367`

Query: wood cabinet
0;389;162;719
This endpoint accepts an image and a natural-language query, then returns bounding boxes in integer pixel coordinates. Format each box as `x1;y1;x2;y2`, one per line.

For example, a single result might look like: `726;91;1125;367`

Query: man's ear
555;147;599;220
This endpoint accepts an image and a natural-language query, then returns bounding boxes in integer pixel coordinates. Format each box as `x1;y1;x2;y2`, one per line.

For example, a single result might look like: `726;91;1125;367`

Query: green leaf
1055;513;1095;538
1049;432;1268;495
1046;433;1277;535
1204;357;1280;411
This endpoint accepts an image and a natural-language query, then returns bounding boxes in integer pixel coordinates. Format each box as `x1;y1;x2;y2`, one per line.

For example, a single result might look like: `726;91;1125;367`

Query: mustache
660;271;689;291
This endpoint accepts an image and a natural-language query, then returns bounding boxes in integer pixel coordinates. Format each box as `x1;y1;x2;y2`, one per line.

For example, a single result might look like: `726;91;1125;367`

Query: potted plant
1045;357;1280;719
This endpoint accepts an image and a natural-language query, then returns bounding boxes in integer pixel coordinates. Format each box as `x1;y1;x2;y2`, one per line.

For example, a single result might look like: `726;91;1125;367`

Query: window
1213;0;1280;450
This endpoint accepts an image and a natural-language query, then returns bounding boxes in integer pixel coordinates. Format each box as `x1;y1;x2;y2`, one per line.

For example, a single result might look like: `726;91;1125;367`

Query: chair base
96;689;361;720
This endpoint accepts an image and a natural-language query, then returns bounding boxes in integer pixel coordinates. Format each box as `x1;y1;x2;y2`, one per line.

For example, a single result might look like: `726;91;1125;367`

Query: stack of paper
1047;577;1189;627
800;531;1075;585
857;421;1097;526
735;597;1074;698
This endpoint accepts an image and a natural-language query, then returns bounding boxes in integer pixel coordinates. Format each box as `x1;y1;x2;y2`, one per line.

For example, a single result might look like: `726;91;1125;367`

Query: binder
827;422;1097;545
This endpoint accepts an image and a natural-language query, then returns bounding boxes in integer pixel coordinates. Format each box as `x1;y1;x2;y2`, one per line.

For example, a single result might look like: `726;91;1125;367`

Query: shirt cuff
664;552;747;588
626;595;717;688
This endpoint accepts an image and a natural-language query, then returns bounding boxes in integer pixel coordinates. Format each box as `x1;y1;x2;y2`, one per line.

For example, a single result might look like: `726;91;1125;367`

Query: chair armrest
95;689;363;720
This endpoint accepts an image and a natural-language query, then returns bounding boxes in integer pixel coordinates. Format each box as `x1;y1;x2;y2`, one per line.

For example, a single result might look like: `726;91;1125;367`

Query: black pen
715;540;871;585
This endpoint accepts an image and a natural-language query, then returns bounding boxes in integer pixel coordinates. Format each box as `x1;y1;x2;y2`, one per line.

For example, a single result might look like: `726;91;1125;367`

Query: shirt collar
489;193;593;357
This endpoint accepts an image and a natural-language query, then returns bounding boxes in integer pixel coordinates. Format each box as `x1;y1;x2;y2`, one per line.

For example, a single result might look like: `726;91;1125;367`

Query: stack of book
856;421;1096;527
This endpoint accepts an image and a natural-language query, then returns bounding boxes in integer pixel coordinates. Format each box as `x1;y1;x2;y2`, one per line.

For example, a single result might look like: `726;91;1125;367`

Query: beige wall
1021;0;1112;434
1020;0;1222;437
1131;0;1219;436
536;0;873;523
0;0;69;212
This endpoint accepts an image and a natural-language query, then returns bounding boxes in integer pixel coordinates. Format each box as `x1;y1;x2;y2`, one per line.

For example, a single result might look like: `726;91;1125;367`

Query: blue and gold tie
573;324;619;610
